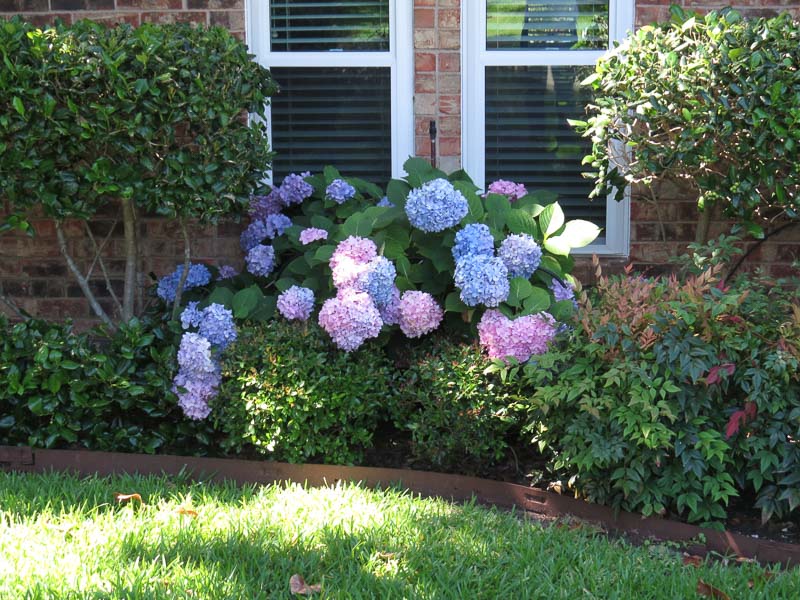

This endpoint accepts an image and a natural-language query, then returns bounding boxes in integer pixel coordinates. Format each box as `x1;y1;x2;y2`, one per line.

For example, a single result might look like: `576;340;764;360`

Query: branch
83;220;122;314
55;220;115;329
0;280;25;320
121;197;139;323
171;217;191;321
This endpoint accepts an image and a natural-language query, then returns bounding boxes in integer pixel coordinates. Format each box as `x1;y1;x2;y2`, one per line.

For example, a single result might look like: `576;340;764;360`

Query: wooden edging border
2;445;799;568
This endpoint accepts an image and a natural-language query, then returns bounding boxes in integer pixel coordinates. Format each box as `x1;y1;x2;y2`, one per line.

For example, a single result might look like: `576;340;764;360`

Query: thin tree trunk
0;281;25;320
695;202;713;245
171;217;191;321
121;197;138;323
55;220;114;329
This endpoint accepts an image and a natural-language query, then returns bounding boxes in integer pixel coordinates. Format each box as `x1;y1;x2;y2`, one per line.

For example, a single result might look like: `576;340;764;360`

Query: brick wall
1;1;798;323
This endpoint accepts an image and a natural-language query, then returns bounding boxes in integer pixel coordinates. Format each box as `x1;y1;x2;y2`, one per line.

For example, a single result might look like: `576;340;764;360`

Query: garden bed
3;445;799;569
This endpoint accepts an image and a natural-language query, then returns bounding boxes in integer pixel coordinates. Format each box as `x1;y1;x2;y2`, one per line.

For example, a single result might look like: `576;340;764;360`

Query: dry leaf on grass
114;492;143;506
697;579;730;600
748;571;776;589
682;554;704;567
290;574;322;595
176;507;198;518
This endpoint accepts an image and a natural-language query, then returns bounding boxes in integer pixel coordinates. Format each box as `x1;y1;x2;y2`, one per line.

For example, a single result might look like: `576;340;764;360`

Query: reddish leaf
682;554;704;567
114;492;143;506
706;363;735;386
697;579;730;600
744;401;757;420
725;411;745;439
290;574;322;595
176;507;198;518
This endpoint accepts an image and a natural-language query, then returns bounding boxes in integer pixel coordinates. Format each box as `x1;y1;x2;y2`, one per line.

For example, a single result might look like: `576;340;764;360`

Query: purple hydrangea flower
318;289;383;352
452;223;495;262
249;191;283;220
217;265;239;280
198;303;237;350
299;227;329;245
405;178;469;232
355;256;396;307
245;244;276;278
377;286;401;325
325;178;356;204
398;291;443;338
485;179;528;202
377;196;394;208
478;309;556;363
180;301;203;330
265;213;292;238
240;220;270;252
498;234;542;279
551;278;575;302
278;172;313;206
277;286;315;321
177;333;216;374
454;255;510;307
329;236;378;288
173;369;219;420
156;264;211;302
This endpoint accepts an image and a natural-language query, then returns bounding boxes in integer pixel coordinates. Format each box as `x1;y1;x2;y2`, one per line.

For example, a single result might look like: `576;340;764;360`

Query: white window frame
462;0;634;256
246;0;415;184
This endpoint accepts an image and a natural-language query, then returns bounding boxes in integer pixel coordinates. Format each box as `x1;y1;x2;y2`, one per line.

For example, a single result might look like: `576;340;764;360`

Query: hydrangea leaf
445;291;469;313
485;193;512;230
249;295;276;322
205;286;234;309
322;165;341;184
550;299;576;322
310;244;336;266
386;179;411;210
506;209;539;236
274;278;297;292
522;287;551;314
232;285;263;319
506;277;534;308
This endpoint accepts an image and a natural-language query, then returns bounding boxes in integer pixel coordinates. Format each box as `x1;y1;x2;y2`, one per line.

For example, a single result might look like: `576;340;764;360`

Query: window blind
485;65;605;230
270;0;390;51
270;67;393;184
487;0;609;50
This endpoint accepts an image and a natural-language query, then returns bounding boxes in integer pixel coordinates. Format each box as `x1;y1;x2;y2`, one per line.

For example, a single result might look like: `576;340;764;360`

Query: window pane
485;65;604;230
487;0;609;50
270;67;392;184
270;0;390;52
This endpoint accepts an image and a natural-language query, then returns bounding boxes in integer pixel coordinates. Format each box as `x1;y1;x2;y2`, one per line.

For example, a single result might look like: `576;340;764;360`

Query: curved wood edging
2;445;799;568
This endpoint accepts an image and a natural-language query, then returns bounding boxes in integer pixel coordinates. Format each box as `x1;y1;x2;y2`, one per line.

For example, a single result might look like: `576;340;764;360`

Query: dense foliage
215;320;396;464
576;7;800;237
505;253;800;525
0;315;216;454
0;17;276;323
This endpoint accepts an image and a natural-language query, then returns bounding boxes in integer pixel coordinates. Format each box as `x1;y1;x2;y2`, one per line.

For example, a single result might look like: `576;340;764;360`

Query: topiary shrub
576;7;800;240
215;320;396;464
394;335;515;473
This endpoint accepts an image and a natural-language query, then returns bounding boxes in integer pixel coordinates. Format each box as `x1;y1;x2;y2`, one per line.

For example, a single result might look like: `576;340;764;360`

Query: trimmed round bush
215;320;395;464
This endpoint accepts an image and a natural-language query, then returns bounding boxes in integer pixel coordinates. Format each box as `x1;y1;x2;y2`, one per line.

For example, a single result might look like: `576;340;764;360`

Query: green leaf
522;287;551;314
275;278;297;292
506;277;534;308
539;203;565;238
232;285;263;319
560;220;601;248
386;179;411;210
506;209;539;236
485;193;512;229
544;235;571;256
550;299;576;322
323;165;341;184
445;292;468;313
206;286;235;309
311;244;336;265
403;156;435;177
12;96;24;116
249;295;277;322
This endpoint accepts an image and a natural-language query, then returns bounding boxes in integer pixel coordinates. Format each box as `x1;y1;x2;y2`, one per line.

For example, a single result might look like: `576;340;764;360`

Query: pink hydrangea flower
485;179;528;202
329;236;378;288
398;291;443;338
318;288;383;352
299;227;329;245
477;309;556;363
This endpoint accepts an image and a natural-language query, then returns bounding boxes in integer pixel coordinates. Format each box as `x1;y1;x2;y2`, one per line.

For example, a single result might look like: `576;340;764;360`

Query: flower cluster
217;265;238;280
551;277;577;307
355;256;396;307
156;263;211;302
377;196;394;208
299;227;328;245
405;178;468;232
477;309;556;363
318;288;383;352
240;219;271;252
249;191;282;220
498;234;542;279
277;172;313;206
398;291;443;338
452;223;495;262
277;286;315;321
454;254;509;307
329;236;378;288
326;178;356;204
198;303;238;350
486;179;527;201
245;244;276;278
265;213;292;238
377;286;401;325
173;333;221;420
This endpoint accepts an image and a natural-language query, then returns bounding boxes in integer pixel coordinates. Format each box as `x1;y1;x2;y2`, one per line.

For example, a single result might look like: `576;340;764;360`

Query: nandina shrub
214;320;396;464
392;335;516;473
506;258;800;525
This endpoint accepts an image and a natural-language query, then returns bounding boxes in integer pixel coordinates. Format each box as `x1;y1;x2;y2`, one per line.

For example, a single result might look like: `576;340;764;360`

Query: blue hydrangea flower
176;333;216;374
277;286;315;321
156;264;211;302
405;178;469;232
198;303;238;351
498;234;542;279
265;213;292;238
278;172;313;206
248;191;282;220
217;265;238;280
326;179;356;204
356;256;397;307
240;220;270;252
452;223;495;262
454;254;510;307
180;301;203;330
245;244;276;278
377;196;394;208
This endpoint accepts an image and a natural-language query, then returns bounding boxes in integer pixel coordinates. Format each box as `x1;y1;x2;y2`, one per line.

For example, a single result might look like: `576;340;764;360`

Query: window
246;1;413;184
464;1;634;254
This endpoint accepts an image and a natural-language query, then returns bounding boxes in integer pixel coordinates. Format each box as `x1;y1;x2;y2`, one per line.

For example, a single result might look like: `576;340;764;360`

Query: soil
360;424;800;547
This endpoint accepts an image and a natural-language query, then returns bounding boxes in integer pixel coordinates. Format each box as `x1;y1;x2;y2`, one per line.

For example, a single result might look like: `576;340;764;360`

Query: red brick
438;136;460;155
438;73;460;94
118;0;182;8
414;29;435;49
438;52;460;72
438;8;460;29
210;10;244;30
0;1;48;11
415;52;436;71
414;7;434;28
439;94;460;115
415;136;432;157
415;73;436;93
188;0;242;8
140;11;208;24
438;29;460;49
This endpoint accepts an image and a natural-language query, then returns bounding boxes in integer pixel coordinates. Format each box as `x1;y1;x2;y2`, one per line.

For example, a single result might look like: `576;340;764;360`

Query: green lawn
0;471;796;599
